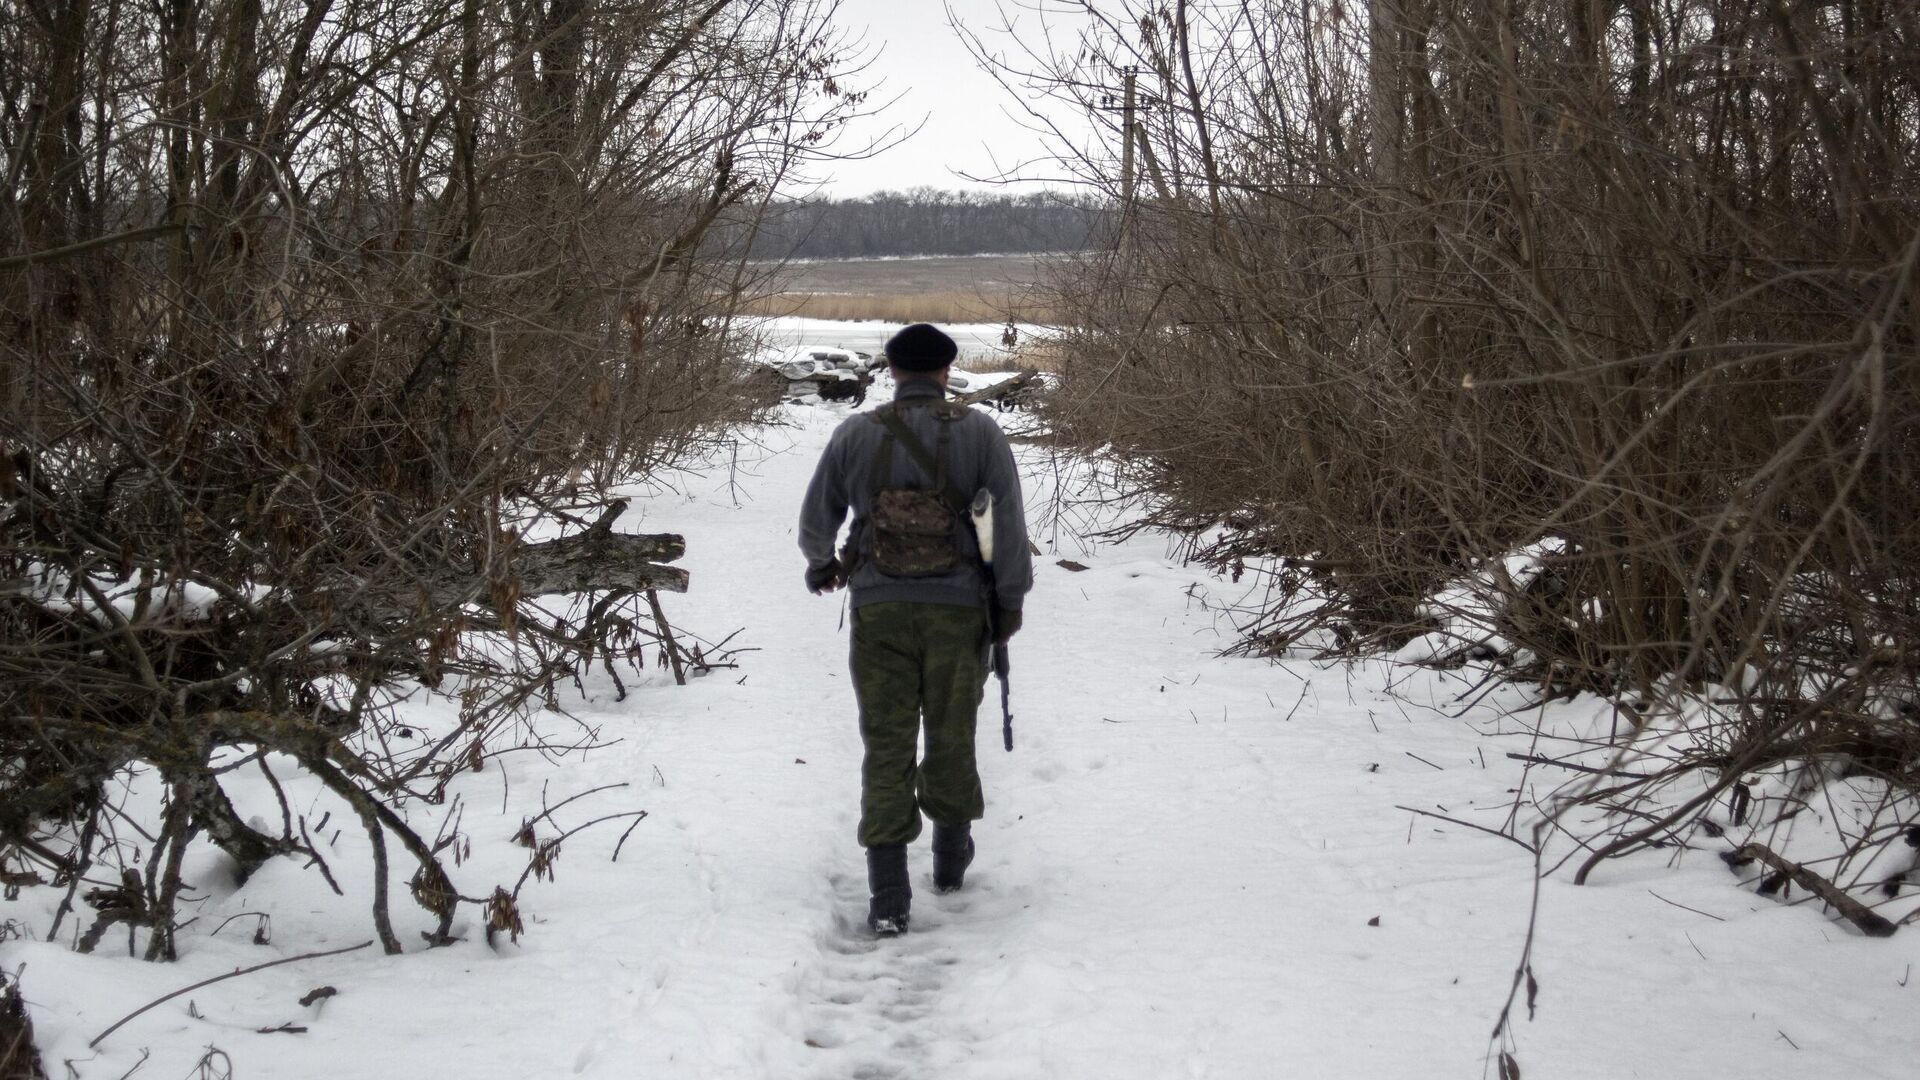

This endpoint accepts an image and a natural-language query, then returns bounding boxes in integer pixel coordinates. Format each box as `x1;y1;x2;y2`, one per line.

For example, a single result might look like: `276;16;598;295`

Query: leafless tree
1;0;865;958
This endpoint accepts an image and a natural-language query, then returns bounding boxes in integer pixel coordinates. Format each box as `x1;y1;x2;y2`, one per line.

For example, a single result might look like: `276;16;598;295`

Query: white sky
813;0;1076;195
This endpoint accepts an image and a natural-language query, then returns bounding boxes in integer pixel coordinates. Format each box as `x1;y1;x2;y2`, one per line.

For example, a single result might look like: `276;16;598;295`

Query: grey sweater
799;378;1032;611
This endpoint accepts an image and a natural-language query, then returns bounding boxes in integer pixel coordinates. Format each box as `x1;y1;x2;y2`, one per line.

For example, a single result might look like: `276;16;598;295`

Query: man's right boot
866;844;911;936
931;822;975;894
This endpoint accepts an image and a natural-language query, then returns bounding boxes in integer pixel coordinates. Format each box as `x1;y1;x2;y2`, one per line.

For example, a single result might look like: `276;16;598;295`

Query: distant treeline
741;189;1109;259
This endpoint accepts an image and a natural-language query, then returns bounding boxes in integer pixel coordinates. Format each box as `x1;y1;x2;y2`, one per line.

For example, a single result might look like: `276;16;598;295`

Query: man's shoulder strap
867;398;967;422
867;402;969;514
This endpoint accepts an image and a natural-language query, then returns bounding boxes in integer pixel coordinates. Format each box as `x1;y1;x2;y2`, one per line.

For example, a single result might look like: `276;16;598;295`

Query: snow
738;317;1036;364
19;565;234;625
6;389;1919;1079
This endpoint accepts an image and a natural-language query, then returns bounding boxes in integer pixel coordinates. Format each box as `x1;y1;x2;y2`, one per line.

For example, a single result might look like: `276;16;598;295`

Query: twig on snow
1722;843;1899;937
1647;889;1725;922
1504;752;1659;780
1395;805;1537;855
89;941;373;1048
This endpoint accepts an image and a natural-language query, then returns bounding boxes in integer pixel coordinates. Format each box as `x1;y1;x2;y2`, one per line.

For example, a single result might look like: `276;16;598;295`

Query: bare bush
1;0;860;957
1003;0;1918;856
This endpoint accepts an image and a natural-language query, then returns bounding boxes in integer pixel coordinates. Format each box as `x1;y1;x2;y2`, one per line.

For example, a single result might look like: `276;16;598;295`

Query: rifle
993;633;1012;752
969;489;1014;752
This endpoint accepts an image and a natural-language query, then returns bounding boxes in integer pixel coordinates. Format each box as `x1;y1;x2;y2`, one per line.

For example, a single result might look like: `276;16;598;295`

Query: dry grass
738;254;1064;324
771;253;1050;292
954;354;1042;375
954;336;1066;375
995;337;1068;370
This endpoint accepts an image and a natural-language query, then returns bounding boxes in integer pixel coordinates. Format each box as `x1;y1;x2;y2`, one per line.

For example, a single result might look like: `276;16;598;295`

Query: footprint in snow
799;866;979;1076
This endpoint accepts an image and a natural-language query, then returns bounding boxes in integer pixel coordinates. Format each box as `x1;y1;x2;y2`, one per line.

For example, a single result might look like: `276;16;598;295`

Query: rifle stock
970;489;1014;752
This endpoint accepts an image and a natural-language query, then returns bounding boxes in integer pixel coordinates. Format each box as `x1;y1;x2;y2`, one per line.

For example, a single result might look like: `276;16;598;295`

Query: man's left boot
931;822;975;894
866;844;911;936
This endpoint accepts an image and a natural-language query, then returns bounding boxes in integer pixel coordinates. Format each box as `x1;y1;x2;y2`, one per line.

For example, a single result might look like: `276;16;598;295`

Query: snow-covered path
9;395;1919;1079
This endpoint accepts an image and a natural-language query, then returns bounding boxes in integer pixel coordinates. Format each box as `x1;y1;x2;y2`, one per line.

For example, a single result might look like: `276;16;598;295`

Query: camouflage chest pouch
870;488;962;576
865;402;971;578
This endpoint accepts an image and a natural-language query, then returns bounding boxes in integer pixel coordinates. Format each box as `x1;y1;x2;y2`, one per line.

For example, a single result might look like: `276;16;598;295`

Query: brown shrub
0;0;853;959
1026;1;1920;818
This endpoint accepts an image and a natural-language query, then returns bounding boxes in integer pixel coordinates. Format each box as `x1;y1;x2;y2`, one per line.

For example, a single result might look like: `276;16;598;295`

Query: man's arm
798;429;850;583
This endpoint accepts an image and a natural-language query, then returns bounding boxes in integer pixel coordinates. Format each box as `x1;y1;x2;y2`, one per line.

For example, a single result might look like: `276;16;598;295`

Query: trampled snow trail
8;388;1919;1079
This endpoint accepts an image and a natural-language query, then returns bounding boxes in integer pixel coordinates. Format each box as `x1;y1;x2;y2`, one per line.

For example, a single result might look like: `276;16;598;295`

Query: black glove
805;562;843;595
991;605;1022;645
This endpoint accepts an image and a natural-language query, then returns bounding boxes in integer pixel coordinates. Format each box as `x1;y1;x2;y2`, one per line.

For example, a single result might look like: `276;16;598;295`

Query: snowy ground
7;383;1920;1079
735;316;1036;365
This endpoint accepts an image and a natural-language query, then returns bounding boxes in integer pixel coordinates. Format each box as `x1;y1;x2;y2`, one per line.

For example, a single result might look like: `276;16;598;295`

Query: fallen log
1723;842;1899;937
504;526;688;597
334;502;688;618
952;372;1035;408
386;532;687;615
28;496;690;627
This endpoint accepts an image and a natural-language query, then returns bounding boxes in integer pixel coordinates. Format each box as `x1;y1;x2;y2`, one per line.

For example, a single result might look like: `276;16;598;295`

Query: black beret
884;323;959;372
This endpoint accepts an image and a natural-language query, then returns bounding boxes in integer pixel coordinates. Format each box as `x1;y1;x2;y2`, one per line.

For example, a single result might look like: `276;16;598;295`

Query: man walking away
798;323;1033;936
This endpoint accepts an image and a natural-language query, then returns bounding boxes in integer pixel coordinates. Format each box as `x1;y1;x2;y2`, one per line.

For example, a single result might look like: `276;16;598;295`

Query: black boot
931;822;975;894
866;844;911;936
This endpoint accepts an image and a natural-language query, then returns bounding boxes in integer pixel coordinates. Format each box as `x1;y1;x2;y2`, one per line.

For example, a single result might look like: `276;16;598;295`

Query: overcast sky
814;0;1075;195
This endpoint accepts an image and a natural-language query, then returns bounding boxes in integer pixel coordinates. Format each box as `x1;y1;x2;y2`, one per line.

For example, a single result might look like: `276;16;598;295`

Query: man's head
885;323;958;384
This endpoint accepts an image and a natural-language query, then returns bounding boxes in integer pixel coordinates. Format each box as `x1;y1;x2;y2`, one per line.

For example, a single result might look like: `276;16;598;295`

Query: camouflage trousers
850;601;989;848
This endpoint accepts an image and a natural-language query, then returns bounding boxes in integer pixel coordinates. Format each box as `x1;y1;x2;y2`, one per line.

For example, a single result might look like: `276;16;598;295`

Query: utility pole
1109;66;1169;248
